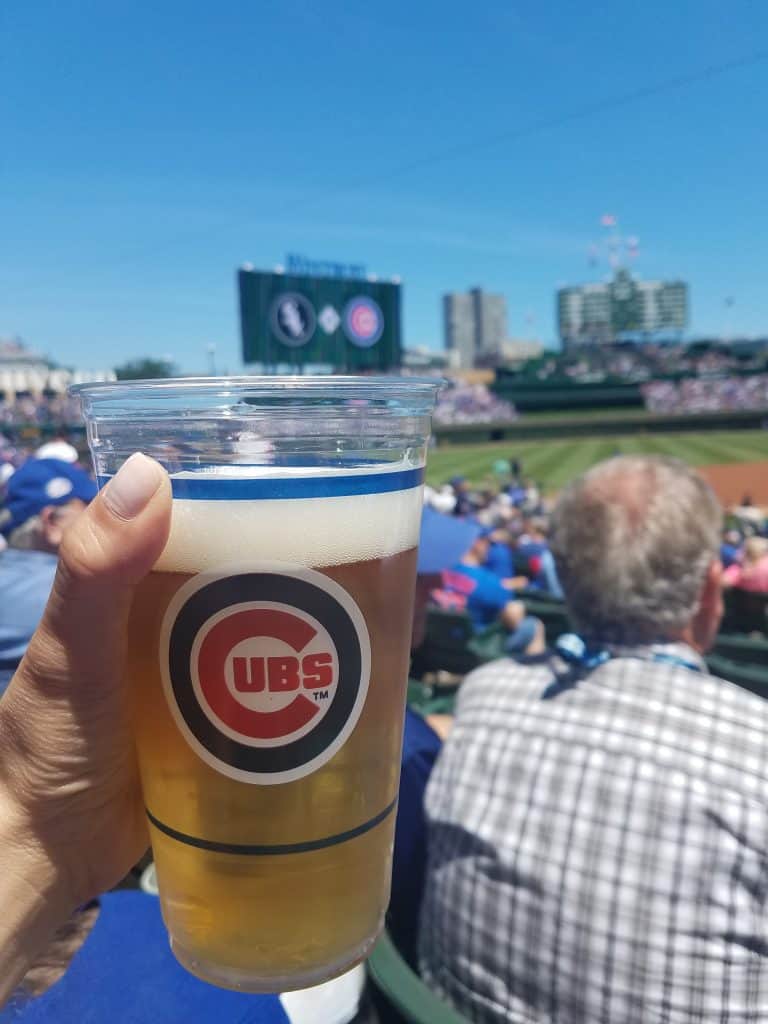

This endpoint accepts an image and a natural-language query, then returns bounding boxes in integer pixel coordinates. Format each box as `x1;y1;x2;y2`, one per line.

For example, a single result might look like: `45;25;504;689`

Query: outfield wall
434;409;768;445
492;376;644;412
492;364;766;413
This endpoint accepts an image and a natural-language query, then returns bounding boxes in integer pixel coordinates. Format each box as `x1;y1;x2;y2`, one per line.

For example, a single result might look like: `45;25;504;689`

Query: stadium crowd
526;340;768;384
0;383;516;434
642;373;768;414
423;462;768;610
431;379;517;426
0;394;82;430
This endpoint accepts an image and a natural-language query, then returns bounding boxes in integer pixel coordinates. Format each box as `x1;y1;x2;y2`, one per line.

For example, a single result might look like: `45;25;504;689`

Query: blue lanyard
554;633;702;675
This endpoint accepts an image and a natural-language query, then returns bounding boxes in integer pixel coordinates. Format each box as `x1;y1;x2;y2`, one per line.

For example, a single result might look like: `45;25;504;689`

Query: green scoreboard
239;267;402;371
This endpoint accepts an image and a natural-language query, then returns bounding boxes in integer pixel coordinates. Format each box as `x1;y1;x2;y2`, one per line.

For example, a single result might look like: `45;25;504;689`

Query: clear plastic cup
73;376;439;992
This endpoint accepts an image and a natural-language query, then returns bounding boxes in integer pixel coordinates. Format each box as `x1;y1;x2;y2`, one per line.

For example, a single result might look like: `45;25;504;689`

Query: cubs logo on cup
343;296;384;348
160;564;371;784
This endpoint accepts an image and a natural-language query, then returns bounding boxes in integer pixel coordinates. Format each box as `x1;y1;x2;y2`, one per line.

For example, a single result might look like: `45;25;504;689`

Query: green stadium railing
711;632;768;666
705;654;768;698
367;930;470;1024
721;588;768;637
410;609;511;680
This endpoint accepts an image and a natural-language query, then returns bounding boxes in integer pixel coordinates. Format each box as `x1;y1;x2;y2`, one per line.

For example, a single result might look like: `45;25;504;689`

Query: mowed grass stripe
543;439;616;491
426;447;499;483
665;434;761;466
426;429;768;492
606;432;760;463
654;430;767;463
444;448;505;480
619;435;680;458
520;441;588;484
639;434;721;464
427;439;579;485
703;432;768;460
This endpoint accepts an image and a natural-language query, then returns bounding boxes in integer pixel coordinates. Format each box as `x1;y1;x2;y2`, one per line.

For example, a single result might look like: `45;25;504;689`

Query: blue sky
3;1;768;372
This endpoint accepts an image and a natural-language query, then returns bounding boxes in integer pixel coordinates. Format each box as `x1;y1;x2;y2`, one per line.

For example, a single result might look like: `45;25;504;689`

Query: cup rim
70;374;443;399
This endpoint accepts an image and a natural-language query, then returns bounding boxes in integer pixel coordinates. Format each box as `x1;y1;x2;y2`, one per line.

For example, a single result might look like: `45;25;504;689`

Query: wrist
0;785;73;1005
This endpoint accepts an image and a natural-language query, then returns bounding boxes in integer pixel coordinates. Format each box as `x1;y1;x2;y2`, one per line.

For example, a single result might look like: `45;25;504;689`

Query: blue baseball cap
0;458;97;537
417;506;481;574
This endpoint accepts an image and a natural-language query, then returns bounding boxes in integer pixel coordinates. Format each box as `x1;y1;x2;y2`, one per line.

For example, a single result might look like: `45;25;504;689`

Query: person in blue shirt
434;529;543;654
483;527;514;579
507;482;526;507
720;529;742;569
514;516;564;599
515;516;549;562
0;458;96;693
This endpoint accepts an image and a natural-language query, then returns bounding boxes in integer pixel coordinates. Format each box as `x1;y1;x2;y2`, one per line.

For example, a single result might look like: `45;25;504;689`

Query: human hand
0;454;171;998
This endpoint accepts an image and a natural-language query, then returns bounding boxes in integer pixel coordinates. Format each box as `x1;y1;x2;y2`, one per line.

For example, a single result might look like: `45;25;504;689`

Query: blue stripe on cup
100;465;425;500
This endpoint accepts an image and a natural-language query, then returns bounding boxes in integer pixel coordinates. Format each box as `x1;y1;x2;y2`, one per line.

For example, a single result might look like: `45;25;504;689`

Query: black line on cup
145;798;397;856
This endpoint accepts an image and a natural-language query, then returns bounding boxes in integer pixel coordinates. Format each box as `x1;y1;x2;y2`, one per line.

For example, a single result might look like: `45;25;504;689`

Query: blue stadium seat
1;891;288;1024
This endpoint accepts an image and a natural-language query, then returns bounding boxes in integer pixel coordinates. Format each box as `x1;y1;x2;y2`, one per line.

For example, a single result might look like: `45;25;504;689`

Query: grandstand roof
0;338;48;369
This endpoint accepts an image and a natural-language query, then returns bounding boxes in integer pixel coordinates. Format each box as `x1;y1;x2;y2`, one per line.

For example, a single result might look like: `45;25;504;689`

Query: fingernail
103;453;163;520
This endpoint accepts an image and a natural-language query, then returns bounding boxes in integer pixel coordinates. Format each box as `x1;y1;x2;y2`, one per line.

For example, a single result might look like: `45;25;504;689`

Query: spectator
516;515;549;560
0;459;96;692
419;455;768;1022
491;458;510;480
432;530;543;655
483;527;514;579
722;535;768;593
515;516;563;598
422;483;456;515
449;475;473;517
34;439;79;463
507;478;527;507
521;478;541;514
731;495;766;532
719;528;742;568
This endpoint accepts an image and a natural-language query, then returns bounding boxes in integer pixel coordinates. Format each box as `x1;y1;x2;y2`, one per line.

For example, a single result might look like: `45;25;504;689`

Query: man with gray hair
419;455;768;1023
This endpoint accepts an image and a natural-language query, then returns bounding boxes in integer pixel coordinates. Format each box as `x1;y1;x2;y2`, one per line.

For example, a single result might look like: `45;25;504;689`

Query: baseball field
426;429;768;504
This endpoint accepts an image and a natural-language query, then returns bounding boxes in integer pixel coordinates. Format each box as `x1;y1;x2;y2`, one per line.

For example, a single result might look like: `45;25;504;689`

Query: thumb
23;453;172;690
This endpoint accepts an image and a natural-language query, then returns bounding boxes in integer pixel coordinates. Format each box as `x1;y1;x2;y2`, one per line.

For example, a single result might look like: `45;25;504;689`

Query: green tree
114;357;175;380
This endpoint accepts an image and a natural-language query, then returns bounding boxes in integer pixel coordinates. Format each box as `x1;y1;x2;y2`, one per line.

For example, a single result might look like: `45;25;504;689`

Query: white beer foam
155;462;423;573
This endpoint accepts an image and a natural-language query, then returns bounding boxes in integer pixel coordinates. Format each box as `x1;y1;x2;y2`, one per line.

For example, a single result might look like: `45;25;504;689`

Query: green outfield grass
426;429;768;493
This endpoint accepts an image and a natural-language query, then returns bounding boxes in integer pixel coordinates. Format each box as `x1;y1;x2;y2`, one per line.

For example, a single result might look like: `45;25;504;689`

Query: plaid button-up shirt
419;645;768;1022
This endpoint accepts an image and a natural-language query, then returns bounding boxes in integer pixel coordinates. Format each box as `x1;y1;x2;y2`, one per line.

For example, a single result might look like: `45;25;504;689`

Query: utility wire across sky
114;49;768;269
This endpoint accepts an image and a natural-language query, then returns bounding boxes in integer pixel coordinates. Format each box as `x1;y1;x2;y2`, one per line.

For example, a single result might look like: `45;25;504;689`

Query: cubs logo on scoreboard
343;296;384;348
